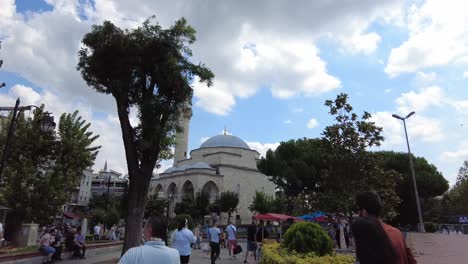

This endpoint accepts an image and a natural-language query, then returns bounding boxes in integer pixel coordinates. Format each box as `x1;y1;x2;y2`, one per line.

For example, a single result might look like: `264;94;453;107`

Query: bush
282;222;333;256
424;222;438;233
168;214;194;231
262;243;355;264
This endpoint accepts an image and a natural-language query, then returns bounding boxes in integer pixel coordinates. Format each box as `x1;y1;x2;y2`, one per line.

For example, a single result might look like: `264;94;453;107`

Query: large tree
217;191;239;224
444;161;468;216
319;93;401;220
0;109;99;241
77;17;213;253
376;151;448;225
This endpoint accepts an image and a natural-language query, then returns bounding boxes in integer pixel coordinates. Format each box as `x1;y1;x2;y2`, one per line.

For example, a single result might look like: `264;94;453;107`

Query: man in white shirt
208;221;221;264
93;224;101;241
119;216;180;264
226;222;237;259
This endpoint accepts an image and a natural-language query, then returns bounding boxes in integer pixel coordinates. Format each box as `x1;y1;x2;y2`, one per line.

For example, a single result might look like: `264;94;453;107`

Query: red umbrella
252;213;303;222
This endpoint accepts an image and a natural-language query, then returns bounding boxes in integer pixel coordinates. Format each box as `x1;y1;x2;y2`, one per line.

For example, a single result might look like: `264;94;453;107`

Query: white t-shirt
119;240;180;264
226;224;237;240
94;225;101;235
0;222;3;233
208;227;221;243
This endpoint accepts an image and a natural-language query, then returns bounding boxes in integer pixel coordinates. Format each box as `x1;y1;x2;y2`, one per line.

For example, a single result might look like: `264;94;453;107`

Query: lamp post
392;111;425;232
0;97;56;181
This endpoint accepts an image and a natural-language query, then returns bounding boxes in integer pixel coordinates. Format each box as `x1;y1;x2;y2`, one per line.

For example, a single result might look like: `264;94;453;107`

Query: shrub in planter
282;222;333;256
262;243;355;264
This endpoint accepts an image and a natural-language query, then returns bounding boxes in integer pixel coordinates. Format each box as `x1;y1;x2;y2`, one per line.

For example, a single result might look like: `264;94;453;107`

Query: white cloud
384;89;392;93
292;108;304;113
451;100;468;114
386;0;468;76
307;118;319;129
416;71;437;83
395;86;444;113
247;142;280;158
463;71;468;79
372;111;444;145
440;141;468;161
284;120;292;124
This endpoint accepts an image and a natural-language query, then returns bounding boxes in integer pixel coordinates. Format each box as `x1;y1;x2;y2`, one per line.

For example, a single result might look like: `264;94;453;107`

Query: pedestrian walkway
408;232;468;264
86;242;254;264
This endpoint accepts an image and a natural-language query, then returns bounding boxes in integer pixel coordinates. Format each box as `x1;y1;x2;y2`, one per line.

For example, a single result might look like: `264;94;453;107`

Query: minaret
173;107;191;166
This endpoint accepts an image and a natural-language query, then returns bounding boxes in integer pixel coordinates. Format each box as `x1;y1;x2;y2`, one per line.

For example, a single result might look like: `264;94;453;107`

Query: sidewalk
408;232;468;264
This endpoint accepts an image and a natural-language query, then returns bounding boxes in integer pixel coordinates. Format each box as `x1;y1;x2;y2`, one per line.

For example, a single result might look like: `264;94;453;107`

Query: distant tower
173;107;191;166
103;160;108;172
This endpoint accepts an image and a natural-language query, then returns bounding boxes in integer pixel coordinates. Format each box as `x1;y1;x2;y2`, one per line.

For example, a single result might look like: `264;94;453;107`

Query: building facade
150;112;276;224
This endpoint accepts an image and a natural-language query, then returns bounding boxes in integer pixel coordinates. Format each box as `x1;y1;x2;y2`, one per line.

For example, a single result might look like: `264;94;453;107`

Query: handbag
233;244;243;255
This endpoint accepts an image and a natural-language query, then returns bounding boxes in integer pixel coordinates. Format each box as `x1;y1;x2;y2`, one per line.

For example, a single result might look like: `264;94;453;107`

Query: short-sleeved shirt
74;233;85;244
226;224;237;240
119;240;180;264
208;227;221;243
171;228;197;256
0;223;3;233
41;233;52;247
94;225;101;235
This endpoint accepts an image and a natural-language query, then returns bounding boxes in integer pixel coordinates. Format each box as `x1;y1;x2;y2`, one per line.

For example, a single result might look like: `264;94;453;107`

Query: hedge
262;243;355;264
282;222;333;255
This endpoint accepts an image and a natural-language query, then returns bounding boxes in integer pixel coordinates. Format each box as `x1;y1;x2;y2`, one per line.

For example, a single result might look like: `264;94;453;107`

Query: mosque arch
201;181;219;203
167;182;178;199
181;180;194;199
154;184;164;198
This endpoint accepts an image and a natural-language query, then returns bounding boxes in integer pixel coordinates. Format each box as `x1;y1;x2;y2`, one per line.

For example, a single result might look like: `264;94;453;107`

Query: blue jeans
41;245;56;255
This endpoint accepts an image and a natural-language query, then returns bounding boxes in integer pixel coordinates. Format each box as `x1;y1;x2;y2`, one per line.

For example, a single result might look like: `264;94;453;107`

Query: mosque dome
200;134;250;149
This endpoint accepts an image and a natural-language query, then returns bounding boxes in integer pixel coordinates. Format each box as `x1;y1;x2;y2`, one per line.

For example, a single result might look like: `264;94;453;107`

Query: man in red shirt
356;191;417;264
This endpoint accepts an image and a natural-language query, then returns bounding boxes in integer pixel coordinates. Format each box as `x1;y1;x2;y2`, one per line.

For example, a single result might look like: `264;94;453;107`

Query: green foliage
249;191;275;214
282;222;332;255
424;222;438;233
262;243;355;264
77;16;214;252
174;194;194;215
87;194;124;227
168;214;194;231
376;151;448;225
192;192;210;224
0;109;99;229
217;191;239;223
318;93;401;220
145;194;168;218
444;161;468;216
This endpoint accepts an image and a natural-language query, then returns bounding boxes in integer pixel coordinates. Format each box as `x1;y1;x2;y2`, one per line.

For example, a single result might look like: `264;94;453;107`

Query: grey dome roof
162;162;214;174
200;134;250;149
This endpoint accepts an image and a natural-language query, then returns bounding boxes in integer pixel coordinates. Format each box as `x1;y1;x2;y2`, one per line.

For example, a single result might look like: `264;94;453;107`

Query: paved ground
408;232;468;264
62;242;253;264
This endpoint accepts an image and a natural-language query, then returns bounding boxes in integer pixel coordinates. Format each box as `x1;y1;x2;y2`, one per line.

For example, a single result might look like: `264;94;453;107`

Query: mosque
149;112;276;225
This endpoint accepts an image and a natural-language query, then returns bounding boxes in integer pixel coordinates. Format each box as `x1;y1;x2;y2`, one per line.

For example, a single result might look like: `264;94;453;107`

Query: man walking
93;223;101;241
208;220;221;264
244;221;257;263
226;221;237;259
356;191;417;264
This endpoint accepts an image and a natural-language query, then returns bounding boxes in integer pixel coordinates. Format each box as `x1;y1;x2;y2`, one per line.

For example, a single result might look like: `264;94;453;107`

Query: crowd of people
118;191;419;264
38;224;87;264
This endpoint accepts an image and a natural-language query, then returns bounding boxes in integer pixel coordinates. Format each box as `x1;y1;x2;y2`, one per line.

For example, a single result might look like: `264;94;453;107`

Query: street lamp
0;97;56;181
392;111;425;232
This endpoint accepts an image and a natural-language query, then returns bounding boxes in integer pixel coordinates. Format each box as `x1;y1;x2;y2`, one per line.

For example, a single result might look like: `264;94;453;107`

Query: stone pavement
407;232;468;264
64;242;253;264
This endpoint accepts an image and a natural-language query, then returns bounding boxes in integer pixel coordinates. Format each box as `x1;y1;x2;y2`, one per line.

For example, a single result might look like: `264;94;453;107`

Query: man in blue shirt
208;220;221;264
119;216;180;264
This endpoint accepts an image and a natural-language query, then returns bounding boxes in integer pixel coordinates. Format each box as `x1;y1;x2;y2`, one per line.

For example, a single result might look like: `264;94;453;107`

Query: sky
0;0;467;185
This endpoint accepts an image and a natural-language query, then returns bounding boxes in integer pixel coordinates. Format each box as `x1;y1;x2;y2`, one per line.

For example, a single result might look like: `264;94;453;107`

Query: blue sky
1;0;467;185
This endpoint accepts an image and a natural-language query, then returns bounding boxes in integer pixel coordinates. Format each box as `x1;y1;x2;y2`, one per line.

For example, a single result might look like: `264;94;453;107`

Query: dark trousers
210;242;220;264
52;245;62;260
180;255;190;264
94;234;100;240
73;243;86;257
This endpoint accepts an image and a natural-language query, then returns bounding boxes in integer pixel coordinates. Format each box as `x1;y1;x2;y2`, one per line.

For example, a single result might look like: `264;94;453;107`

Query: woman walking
171;218;197;264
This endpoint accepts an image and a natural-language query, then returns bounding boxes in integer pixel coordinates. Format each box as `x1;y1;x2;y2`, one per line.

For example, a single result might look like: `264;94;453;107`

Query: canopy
253;213;303;222
298;211;327;221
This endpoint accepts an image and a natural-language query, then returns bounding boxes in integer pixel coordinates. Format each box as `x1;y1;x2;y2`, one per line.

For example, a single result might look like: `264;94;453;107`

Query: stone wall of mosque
219;165;276;225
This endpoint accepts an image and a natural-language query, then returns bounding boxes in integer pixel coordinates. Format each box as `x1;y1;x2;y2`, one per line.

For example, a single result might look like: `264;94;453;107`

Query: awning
63;212;81;219
252;213;303;222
